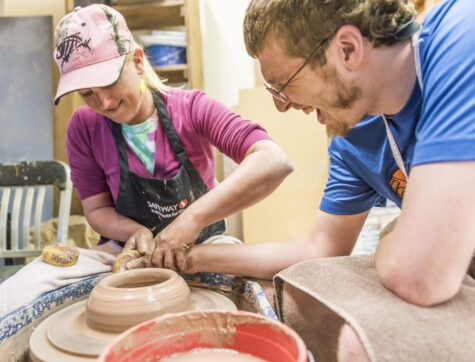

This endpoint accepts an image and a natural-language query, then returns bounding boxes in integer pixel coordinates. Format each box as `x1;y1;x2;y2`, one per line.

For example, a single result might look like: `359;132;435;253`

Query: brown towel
274;255;475;362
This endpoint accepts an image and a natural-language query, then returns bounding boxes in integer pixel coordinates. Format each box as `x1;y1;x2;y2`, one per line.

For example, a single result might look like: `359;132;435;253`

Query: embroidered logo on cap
56;31;92;70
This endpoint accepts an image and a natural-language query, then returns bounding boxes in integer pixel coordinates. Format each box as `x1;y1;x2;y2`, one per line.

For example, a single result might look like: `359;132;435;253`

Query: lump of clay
113;250;142;273
42;244;79;267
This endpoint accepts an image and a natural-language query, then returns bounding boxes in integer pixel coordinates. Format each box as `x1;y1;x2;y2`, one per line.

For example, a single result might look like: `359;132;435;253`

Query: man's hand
146;214;202;271
142;234;189;271
125;211;201;271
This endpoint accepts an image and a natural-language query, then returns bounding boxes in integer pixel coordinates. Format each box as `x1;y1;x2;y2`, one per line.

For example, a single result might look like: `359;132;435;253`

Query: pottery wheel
30;288;237;360
29;302;96;362
190;287;237;311
47;300;116;357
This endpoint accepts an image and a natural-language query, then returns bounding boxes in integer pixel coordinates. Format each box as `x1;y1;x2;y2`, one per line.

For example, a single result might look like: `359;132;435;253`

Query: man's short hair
244;0;416;66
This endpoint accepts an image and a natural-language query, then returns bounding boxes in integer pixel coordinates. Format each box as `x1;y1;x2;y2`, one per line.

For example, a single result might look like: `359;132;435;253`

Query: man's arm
139;139;293;269
186;209;369;279
376;162;475;307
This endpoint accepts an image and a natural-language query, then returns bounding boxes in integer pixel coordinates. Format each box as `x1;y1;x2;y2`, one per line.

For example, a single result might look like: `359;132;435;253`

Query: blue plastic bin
145;44;187;67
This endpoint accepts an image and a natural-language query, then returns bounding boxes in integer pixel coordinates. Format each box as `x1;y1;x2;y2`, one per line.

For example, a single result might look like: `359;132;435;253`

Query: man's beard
321;66;363;137
326;121;351;137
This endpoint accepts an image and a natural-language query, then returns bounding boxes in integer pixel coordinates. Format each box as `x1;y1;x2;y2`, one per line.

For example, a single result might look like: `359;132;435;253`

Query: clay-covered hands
123;213;202;271
120;226;153;271
123;226;154;255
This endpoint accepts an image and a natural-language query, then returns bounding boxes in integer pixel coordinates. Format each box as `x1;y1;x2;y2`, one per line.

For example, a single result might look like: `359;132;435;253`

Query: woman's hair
244;0;416;66
126;48;169;94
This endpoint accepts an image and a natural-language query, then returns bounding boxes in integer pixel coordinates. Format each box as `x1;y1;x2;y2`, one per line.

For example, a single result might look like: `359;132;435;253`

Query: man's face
258;39;370;136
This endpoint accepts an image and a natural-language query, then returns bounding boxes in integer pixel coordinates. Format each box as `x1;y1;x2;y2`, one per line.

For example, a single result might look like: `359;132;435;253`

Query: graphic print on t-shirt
390;169;407;199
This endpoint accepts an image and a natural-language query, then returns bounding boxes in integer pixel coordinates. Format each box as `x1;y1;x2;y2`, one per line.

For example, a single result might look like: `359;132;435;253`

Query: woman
53;4;292;270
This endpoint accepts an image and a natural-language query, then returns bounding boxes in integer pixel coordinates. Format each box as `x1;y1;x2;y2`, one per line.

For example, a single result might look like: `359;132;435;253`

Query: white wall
199;0;255;108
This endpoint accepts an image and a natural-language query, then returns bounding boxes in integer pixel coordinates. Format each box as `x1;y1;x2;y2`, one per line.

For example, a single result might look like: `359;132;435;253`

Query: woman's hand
145;211;202;271
121;226;152;270
123;226;154;254
124;212;203;271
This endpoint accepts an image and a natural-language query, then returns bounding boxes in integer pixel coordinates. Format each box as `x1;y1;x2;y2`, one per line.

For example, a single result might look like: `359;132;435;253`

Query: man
414;0;441;21
148;0;475;360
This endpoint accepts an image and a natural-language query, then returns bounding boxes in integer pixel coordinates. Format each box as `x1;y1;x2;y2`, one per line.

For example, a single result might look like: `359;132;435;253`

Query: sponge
42;244;79;267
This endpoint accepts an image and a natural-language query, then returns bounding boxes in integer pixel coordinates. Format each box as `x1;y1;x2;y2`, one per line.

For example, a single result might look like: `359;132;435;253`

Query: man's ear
133;48;145;74
333;24;365;70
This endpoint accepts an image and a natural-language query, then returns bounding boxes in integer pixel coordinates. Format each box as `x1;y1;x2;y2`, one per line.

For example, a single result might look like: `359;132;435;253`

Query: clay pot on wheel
30;268;237;362
86;268;192;333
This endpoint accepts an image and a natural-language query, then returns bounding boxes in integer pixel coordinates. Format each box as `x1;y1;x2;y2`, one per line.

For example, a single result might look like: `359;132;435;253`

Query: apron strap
413;29;423;91
382;115;408;179
152;91;209;190
110;121;131;174
382;28;423;180
153;92;189;165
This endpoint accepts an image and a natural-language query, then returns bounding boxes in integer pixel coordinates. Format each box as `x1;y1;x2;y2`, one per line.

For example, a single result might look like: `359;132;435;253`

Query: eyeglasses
263;36;331;102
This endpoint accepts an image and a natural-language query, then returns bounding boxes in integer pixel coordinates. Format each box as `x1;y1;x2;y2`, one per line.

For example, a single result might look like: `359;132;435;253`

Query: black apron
108;91;225;244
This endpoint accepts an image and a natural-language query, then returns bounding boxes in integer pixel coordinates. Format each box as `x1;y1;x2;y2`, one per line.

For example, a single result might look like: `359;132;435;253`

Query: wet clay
85;268;192;333
117;280;160;288
112;249;141;273
162;348;267;361
99;310;306;362
152;311;276;347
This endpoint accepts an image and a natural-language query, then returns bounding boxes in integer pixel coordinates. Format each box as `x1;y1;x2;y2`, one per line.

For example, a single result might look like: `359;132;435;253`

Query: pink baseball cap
53;4;135;105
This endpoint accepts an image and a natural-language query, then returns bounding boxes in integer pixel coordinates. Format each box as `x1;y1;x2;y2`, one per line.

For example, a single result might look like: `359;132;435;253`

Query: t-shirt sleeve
66;110;109;200
412;1;475;166
186;90;270;163
320;147;379;215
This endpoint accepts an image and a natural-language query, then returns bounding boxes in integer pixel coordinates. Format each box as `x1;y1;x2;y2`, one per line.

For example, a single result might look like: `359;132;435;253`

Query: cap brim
54;55;126;105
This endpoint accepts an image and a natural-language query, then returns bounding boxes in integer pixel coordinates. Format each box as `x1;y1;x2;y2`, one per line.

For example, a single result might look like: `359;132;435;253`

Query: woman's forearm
85;206;145;242
184;140;293;230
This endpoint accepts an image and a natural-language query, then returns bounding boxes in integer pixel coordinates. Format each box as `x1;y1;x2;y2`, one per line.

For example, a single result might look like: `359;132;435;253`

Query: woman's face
77;53;152;125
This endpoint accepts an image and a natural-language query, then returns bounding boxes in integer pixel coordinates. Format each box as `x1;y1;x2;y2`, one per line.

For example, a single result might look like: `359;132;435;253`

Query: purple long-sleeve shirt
66;88;270;201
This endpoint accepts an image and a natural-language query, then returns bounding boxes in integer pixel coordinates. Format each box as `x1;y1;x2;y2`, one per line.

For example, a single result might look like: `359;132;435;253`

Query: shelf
153;64;187;72
111;0;184;5
114;1;185;30
113;0;202;88
154;63;188;83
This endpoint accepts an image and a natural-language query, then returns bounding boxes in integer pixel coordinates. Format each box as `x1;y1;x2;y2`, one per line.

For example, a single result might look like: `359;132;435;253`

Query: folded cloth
0;248;114;317
274;255;475;362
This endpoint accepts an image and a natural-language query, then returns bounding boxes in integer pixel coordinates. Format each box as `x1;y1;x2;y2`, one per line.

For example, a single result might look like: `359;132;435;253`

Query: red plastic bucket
99;310;308;362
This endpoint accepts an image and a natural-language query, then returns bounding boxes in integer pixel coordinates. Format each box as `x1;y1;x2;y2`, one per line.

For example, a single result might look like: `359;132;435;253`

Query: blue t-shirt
320;0;475;215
